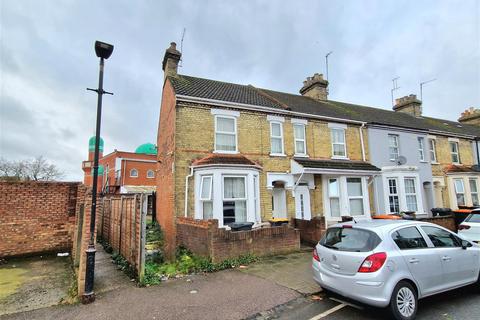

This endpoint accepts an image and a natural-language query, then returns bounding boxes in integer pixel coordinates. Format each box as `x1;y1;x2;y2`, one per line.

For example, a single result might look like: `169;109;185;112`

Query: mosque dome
88;136;104;152
135;143;157;155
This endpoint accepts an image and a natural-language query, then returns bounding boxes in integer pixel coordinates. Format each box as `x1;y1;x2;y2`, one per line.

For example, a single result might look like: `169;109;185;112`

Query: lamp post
83;41;114;304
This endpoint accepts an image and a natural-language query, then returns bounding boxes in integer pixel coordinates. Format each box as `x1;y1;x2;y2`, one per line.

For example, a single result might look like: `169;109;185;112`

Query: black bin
230;222;254;231
431;208;452;217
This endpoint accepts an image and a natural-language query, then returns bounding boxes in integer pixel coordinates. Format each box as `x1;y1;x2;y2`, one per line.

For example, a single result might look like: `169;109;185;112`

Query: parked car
458;213;480;243
312;219;480;320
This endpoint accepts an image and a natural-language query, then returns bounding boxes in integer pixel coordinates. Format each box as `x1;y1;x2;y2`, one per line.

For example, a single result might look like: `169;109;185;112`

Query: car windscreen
320;227;381;252
465;214;480;223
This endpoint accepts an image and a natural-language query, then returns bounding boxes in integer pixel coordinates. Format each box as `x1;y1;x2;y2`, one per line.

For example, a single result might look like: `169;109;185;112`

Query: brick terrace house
156;42;480;255
82;136;157;194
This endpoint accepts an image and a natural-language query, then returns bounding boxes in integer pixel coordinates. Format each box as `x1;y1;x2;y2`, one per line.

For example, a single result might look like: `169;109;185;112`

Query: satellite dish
397;156;407;165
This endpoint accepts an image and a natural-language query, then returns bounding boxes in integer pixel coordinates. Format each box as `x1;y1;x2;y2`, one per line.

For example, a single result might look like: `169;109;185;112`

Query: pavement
239;249;320;295
0;254;73;316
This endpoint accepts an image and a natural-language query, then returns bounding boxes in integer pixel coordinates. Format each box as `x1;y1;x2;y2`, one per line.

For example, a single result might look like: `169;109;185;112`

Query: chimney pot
299;73;329;101
458;107;480;126
393;94;422;117
162;41;182;79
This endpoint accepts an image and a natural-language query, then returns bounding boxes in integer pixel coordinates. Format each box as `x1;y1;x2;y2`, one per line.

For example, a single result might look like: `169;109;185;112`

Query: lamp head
95;41;114;59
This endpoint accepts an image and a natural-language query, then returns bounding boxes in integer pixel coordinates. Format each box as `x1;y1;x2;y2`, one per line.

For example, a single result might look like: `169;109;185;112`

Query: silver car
312;219;480;320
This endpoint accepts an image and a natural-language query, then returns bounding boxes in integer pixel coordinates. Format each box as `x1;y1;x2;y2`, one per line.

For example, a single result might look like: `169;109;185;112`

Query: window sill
270;153;287;157
419;161;428;163
213;150;239;154
331;156;349;160
294;154;309;158
431;162;439;165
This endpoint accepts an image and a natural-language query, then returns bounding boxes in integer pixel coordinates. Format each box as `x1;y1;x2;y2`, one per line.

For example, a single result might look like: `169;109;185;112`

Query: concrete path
1;269;299;320
93;247;135;295
239;250;320;295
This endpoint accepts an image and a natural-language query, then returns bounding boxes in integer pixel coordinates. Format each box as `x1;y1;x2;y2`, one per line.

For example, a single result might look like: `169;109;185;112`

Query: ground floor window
404;178;418;212
324;176;370;220
454;179;465;207
382;173;423;214
194;168;260;227
470;179;479;206
388;178;400;213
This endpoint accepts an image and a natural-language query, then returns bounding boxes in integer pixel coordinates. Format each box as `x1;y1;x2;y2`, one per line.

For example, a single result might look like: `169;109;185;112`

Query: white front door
295;186;311;220
272;188;287;219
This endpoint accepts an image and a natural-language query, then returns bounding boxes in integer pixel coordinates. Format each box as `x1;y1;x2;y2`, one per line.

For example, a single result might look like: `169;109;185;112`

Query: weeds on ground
140;246;258;286
111;252;137;280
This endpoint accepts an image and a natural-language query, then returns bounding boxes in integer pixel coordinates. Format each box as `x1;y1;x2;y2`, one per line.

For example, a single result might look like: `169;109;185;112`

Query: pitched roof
192;153;260;167
168;74;480;137
294;158;381;172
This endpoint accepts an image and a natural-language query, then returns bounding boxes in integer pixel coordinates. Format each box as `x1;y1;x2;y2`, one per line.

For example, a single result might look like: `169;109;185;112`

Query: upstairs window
388;134;400;161
418;137;425;161
450;141;460;164
293;124;307;156
147;170;155;178
130;168;138;177
428;138;437;163
215;116;237;152
331;128;347;158
270;122;284;155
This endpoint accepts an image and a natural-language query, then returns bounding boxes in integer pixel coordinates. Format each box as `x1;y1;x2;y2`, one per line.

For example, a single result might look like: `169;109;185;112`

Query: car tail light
458;224;471;230
313;247;320;262
358;252;387;273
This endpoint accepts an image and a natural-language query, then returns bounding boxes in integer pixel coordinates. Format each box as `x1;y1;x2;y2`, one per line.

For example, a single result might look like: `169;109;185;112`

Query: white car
312;219;480;320
458;214;480;243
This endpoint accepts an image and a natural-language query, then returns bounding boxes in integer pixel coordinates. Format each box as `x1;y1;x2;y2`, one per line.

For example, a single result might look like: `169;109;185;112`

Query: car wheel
389;281;418;320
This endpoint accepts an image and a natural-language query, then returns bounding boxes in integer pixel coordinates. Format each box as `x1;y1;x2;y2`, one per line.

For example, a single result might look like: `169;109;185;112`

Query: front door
295;186;311;220
272;188;287;219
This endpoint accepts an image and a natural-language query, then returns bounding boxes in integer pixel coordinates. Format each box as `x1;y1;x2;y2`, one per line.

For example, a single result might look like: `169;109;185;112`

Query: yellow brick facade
173;103;371;221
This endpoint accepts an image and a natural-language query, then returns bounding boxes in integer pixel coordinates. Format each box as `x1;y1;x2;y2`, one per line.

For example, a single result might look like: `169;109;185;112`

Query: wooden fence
97;193;147;281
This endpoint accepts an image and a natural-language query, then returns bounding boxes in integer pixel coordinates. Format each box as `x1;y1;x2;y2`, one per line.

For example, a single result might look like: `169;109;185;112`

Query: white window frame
428;138;437;163
293;123;307;157
146;169;155;178
469;178;479;206
130;168;138;177
327;178;341;218
346;177;365;216
199;175;213;219
323;176;370;221
214;115;238;153
449;141;460;164
269;121;285;156
404;177;418;212
454;178;466;207
331;128;347;159
387;178;400;214
388;134;400;161
381;171;424;215
418;137;425;162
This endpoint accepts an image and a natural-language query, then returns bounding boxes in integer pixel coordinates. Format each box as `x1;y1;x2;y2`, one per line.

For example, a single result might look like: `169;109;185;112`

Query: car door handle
409;258;420;264
441;256;452;261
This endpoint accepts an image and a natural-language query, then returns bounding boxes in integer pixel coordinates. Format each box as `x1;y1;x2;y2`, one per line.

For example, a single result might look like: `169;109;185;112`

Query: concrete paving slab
240;251;320;295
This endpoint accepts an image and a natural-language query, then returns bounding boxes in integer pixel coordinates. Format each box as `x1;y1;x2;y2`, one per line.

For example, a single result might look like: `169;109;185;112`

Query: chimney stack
458;107;480;126
162;42;182;79
299;73;329;101
393;94;422;117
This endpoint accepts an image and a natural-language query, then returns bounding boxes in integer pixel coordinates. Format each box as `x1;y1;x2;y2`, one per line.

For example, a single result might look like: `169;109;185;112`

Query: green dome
88;136;104;152
91;165;104;176
135;143;157;155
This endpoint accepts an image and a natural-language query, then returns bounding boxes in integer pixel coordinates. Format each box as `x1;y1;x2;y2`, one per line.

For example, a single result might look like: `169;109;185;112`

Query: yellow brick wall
431;136;475;176
173;103;369;221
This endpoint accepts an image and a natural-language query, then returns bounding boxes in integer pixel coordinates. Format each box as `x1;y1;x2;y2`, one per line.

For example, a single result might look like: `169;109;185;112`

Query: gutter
359;123;366;161
184;166;194;218
176;94;367;126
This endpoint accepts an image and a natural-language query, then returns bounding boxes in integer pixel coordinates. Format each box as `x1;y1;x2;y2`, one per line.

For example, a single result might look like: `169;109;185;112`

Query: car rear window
320;227;381;252
465;214;480;223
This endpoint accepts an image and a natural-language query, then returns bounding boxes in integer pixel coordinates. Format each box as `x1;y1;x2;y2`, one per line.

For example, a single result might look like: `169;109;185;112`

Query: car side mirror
461;239;471;249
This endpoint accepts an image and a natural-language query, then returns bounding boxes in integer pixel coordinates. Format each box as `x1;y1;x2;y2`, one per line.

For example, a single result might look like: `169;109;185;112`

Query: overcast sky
1;0;479;180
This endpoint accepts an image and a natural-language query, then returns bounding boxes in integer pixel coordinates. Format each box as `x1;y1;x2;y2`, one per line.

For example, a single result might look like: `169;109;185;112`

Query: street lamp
83;40;114;304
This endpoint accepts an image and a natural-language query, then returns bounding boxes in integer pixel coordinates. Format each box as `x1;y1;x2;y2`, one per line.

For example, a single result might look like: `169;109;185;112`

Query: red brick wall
100;151;156;187
177;218;300;263
0;181;80;258
291;217;326;246
157;79;177;259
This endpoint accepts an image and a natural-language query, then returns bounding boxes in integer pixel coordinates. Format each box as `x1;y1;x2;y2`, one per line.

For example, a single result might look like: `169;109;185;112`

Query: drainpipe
359;123;366;161
184;166;194;217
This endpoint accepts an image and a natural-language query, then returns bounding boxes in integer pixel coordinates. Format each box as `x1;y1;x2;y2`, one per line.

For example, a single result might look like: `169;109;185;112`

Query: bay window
469;179;479;206
331;128;347;158
324;176;369;220
215;116;237;152
387;178;400;214
454;179;465;206
404;178;418;212
270;121;284;155
223;176;247;225
200;175;213;219
328;178;341;217
347;178;364;215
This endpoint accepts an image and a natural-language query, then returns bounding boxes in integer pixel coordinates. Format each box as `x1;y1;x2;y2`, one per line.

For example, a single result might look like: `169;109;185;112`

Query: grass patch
140;246;258;286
